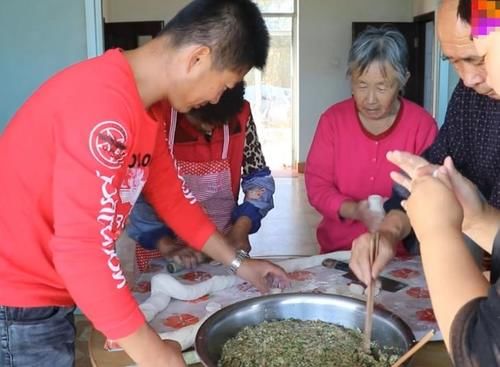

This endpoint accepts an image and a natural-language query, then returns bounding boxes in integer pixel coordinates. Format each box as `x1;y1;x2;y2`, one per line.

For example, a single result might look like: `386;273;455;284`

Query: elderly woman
304;26;438;254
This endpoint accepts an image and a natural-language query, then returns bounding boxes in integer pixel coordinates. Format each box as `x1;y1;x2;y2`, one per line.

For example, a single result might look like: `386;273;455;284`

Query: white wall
104;0;187;22
0;0;88;127
103;0;413;162
298;0;413;161
412;0;439;16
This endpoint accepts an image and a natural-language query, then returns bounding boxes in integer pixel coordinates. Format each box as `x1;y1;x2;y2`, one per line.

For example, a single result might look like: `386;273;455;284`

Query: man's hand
201;232;289;293
350;230;397;285
236;258;290;293
117;324;186;367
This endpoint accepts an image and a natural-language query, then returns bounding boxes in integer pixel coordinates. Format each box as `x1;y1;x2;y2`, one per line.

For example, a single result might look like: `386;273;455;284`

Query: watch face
229;250;250;274
237;249;250;258
229;257;242;274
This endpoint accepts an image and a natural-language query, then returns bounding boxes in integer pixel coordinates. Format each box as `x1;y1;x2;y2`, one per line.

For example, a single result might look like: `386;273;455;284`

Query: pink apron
136;109;235;271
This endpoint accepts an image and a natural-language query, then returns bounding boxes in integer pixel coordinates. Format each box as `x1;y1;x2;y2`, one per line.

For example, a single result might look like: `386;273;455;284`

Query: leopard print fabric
242;112;267;176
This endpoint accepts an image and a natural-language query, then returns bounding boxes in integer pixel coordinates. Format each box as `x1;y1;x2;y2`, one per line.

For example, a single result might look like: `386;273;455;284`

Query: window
253;0;294;13
245;0;296;171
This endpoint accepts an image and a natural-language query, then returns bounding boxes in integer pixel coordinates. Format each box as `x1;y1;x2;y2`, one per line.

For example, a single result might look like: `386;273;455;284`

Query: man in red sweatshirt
0;1;288;366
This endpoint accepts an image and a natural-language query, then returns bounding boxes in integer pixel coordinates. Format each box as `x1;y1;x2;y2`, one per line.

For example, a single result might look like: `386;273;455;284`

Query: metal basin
195;293;415;366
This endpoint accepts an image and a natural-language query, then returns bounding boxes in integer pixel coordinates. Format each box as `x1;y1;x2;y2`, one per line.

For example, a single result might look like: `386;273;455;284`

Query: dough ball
206;302;222;313
348;282;365;296
362;280;381;296
321;258;336;268
374;279;381;295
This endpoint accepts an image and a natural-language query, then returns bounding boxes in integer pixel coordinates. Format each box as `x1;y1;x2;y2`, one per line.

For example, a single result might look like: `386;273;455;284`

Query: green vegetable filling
219;319;401;367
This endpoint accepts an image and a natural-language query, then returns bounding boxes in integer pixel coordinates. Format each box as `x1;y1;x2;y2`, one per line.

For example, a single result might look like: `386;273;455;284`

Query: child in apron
128;83;275;272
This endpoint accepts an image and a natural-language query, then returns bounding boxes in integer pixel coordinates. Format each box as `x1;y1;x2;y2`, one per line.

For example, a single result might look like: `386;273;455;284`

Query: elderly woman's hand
351;230;397;285
354;200;384;233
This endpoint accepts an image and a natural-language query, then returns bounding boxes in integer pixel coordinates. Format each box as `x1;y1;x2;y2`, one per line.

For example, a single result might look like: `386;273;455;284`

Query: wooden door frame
413;12;435;112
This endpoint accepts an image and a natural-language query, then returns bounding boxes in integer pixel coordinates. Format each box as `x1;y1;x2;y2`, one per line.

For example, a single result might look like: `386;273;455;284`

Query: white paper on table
110;251;442;354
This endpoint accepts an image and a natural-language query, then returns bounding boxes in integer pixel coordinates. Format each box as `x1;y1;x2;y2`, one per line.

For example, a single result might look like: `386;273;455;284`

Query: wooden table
89;327;453;367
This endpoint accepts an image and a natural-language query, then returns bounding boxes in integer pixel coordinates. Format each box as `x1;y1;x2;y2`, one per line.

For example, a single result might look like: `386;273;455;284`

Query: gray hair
347;26;409;89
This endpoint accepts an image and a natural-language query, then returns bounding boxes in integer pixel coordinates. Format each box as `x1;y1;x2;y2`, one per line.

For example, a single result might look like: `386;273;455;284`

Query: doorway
414;12;437;116
104;21;164;50
352;13;436;114
97;0;297;173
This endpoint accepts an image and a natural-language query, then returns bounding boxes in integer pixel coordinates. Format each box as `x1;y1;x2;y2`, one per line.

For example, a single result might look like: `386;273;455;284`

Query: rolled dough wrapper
139;273;238;322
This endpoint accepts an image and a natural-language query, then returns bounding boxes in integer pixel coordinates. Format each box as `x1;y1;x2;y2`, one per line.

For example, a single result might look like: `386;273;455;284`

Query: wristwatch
228;249;250;274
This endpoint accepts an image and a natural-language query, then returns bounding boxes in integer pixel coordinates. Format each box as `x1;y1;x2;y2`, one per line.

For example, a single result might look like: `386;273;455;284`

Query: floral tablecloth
129;253;440;345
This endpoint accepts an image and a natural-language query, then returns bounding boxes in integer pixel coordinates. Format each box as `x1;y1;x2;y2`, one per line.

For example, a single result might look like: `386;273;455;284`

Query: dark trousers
0;305;76;367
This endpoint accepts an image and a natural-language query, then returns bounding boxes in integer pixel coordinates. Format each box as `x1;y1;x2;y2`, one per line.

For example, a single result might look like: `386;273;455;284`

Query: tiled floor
75;175;320;366
249;175;320;257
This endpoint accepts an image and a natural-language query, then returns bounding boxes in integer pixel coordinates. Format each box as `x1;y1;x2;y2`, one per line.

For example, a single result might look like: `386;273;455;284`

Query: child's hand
158;237;205;269
225;217;252;253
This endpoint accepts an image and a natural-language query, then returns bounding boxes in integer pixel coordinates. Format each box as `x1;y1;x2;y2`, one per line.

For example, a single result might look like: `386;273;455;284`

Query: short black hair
159;0;269;71
457;0;472;24
187;82;245;125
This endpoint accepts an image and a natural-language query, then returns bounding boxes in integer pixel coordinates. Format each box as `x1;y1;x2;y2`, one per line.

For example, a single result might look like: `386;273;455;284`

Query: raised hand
386;151;463;242
441;156;486;233
386;151;442;192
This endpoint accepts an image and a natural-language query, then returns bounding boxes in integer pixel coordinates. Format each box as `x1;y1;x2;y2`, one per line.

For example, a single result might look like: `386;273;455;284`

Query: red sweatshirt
305;98;438;253
0;49;216;339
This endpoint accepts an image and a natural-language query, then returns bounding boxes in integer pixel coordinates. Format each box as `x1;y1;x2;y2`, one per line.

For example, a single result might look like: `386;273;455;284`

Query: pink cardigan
305;97;438;253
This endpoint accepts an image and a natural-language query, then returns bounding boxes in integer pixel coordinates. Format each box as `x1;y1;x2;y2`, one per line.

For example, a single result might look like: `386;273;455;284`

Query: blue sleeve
232;167;275;234
383;183;420;255
126;195;174;250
